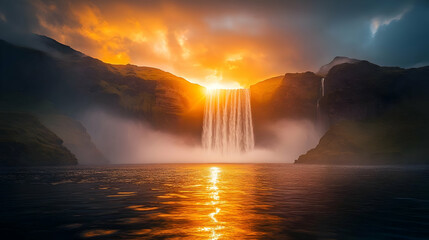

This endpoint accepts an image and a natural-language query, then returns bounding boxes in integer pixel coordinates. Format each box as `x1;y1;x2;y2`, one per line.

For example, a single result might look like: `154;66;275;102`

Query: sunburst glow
205;82;244;93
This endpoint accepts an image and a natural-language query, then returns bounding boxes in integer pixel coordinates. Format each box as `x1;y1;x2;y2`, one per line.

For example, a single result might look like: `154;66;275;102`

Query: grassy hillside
251;72;321;121
250;73;322;145
38;114;108;165
0;94;108;165
0;37;206;139
0;112;77;166
296;62;429;164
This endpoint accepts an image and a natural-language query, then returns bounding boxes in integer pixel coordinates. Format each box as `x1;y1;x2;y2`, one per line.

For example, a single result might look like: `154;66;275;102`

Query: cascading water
316;77;325;120
321;77;325;97
202;89;255;154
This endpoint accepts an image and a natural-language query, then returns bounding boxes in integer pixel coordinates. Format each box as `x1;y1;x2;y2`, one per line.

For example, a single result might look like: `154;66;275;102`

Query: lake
0;164;428;239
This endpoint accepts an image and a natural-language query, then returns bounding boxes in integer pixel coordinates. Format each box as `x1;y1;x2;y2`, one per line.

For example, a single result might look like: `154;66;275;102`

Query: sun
205;82;243;93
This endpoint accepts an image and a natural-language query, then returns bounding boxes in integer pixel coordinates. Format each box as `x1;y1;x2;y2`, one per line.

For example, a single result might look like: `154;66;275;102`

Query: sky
0;0;428;88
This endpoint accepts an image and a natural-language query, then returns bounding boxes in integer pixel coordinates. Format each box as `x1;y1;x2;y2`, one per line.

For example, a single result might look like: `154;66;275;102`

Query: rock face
250;72;322;144
38;114;108;165
296;60;429;164
251;72;322;121
0;35;205;166
321;61;429;124
0;37;206;139
296;120;429;165
103;64;206;135
3;35;429;165
317;56;360;76
0;94;109;165
322;61;393;123
0;112;77;166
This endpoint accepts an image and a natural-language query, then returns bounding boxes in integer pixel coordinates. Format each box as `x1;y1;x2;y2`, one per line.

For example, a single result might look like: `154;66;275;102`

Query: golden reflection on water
200;167;223;239
8;164;425;239
123;165;281;239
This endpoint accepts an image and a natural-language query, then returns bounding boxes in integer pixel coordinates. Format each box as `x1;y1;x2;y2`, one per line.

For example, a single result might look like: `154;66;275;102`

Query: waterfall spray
202;89;255;154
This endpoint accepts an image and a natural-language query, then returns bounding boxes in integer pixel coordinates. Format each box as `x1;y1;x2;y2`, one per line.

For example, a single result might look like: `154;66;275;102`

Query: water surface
0;164;428;239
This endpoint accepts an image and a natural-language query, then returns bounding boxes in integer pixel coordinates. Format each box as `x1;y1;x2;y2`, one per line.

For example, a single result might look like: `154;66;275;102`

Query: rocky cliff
0;35;206;166
250;72;322;145
0;112;77;166
2;34;429;165
317;56;360;77
0;93;108;165
251;72;321;121
0;36;206;138
296;60;429;164
38;114;108;165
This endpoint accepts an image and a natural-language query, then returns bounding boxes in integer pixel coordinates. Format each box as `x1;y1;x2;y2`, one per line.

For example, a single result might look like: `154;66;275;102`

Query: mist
80;109;323;164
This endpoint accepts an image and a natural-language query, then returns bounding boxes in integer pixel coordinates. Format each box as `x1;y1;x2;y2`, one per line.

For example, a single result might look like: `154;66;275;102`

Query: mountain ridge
2;34;429;165
0;35;206;137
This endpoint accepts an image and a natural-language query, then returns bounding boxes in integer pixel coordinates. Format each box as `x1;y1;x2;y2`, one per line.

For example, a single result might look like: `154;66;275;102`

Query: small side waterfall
316;78;325;120
202;89;255;154
321;77;325;97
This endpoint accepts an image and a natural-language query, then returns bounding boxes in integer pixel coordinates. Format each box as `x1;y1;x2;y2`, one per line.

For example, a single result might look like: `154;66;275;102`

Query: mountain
296;60;429;164
0;112;77;166
0;93;108;165
38;114;108;165
250;73;322;144
2;35;429;165
317;56;360;76
36;35;85;58
0;36;206;138
251;73;321;121
0;35;206;165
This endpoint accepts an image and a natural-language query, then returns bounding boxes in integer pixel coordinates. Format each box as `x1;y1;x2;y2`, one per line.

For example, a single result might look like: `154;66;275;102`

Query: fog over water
81;109;322;163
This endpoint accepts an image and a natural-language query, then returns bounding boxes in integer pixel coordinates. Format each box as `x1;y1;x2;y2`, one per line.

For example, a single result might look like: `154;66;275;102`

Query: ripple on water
81;229;118;238
0;164;427;239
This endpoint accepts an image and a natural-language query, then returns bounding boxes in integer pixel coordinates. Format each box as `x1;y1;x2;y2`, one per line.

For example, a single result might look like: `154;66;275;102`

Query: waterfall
316;78;325;120
202;89;255;154
321;77;325;97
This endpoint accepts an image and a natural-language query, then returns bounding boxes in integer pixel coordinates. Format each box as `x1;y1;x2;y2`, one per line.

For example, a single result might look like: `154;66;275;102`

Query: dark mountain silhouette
251;72;321;121
0;36;205;136
296;60;429;164
38;114;108;165
317;56;360;76
1;35;429;165
250;73;322;145
0;112;77;166
36;35;85;58
0;35;205;165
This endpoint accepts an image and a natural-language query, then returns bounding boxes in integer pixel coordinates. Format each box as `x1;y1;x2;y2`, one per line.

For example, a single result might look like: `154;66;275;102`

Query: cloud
1;0;429;87
366;4;429;67
370;6;412;37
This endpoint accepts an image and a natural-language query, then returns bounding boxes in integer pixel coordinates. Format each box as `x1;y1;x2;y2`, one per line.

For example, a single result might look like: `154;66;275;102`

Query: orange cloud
31;1;306;88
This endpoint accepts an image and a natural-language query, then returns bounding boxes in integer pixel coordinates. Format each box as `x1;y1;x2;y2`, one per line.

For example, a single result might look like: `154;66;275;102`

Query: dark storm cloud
0;0;428;86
